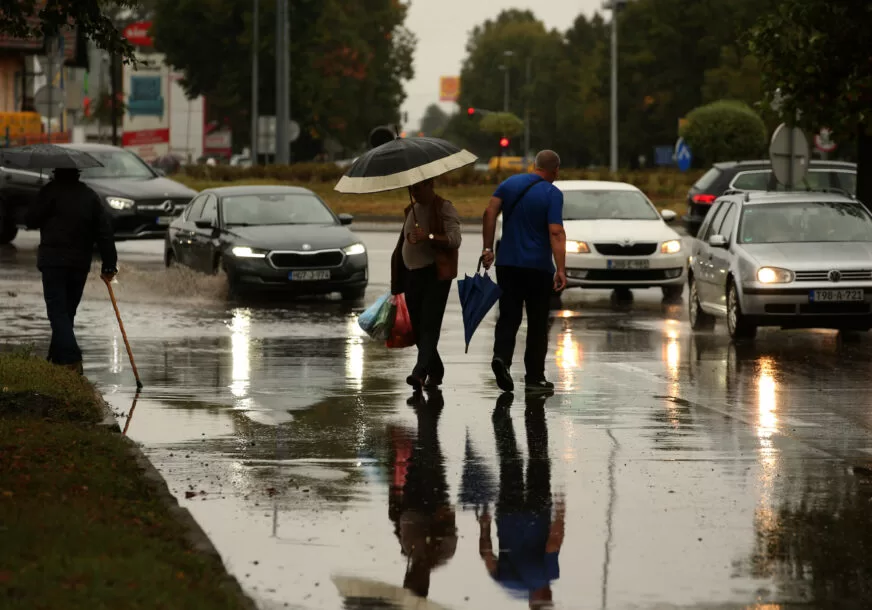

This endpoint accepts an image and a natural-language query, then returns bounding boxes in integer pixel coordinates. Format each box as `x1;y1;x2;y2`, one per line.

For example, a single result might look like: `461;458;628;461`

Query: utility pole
275;0;290;164
609;0;620;173
502;50;514;113
523;57;531;167
110;53;119;146
250;0;259;165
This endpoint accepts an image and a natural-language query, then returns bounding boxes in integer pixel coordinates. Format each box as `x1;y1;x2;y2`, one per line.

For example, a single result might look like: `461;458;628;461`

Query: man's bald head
534;150;561;182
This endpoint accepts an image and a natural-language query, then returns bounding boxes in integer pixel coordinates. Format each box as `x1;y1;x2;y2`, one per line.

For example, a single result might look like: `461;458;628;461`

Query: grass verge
173;176;684;220
0;352;253;610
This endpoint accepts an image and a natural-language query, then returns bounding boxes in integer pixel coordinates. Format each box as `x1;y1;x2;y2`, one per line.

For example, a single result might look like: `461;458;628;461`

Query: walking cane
102;276;143;389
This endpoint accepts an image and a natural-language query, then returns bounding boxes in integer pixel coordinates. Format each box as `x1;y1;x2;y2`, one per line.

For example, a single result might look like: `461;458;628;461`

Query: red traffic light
467;107;475;116
500;137;509;148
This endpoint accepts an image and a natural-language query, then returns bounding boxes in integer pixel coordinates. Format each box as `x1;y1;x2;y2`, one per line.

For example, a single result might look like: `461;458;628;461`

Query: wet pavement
5;229;872;609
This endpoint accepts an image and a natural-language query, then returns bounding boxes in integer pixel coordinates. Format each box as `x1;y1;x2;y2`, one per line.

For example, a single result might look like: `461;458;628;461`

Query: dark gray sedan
164;185;368;300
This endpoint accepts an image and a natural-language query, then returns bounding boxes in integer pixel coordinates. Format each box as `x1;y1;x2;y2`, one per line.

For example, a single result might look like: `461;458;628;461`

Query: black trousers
493;265;553;381
405;265;451;381
41;266;90;365
494;400;551;517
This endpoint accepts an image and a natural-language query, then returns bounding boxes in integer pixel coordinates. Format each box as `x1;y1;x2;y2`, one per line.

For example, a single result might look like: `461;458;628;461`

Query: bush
680;100;768;166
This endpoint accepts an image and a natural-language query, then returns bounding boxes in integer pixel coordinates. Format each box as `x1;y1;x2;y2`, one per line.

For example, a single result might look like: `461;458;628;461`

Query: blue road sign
654;145;674;167
675;138;692;172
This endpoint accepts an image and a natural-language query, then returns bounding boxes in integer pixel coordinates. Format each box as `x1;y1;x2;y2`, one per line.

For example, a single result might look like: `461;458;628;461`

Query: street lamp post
275;0;290;164
250;0;259;165
609;0;619;173
523;57;531;166
501;50;514;112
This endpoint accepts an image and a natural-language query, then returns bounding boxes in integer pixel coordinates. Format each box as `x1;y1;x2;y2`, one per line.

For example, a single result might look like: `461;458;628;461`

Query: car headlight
343;243;366;256
566;240;590;254
107;197;134;210
230;246;268;258
661;240;682;254
757;267;793;284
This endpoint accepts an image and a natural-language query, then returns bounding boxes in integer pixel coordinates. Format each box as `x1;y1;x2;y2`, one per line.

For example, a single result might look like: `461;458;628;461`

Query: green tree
0;0;136;58
747;0;872;204
680;100;767;166
480;112;523;138
151;0;415;158
418;104;450;136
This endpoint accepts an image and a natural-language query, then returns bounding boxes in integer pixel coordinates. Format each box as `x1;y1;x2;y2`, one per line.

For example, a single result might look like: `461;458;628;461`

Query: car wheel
165;249;177;268
689;277;715;331
0;202;18;245
341;287;367;301
662;285;684;301
727;280;756;340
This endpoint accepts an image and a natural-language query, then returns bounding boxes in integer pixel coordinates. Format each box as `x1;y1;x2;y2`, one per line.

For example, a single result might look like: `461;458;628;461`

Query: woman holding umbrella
336;135;475;391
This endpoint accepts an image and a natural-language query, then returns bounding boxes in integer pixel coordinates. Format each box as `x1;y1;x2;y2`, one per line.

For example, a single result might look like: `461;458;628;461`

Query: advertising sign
439;76;460;102
122;53;170;162
123;21;154;47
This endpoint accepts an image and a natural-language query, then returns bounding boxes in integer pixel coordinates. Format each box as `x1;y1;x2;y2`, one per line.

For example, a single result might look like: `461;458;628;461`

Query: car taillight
692;194;717;205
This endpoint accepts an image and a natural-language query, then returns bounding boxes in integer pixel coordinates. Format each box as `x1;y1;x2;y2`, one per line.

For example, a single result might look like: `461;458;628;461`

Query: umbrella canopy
0;144;103;170
458;430;497;510
332;575;454;610
457;259;502;354
334;137;476;194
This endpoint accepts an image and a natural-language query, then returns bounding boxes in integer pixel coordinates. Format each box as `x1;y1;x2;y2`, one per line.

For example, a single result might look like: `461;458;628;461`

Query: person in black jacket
25;167;118;374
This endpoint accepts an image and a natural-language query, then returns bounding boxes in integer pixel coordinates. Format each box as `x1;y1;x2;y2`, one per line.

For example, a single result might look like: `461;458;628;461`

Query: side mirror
154;167;167;177
708;234;728;248
194;219;217;230
661;209;677;223
338;213;353;226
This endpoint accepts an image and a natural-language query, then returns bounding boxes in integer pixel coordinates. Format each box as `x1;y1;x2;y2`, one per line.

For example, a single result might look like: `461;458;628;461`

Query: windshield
692;166;722;192
222;193;336;226
739;202;872;244
562;190;660;221
78;150;156;179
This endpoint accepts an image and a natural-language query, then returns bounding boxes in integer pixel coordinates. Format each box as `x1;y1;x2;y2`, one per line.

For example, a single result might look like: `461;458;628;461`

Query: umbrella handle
476;256;483;274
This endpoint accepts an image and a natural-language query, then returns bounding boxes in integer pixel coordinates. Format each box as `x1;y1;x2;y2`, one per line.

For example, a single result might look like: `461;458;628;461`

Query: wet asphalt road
5;229;872;609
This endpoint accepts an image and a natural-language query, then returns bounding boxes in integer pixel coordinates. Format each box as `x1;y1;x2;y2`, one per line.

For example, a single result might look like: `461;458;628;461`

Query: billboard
122;52;170;162
439;76;460;103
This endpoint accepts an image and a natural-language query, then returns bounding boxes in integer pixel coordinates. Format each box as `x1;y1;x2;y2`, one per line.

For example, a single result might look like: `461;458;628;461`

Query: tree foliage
150;0;415;158
480;112;523;138
0;0;136;59
680;101;767;166
418;104;449;136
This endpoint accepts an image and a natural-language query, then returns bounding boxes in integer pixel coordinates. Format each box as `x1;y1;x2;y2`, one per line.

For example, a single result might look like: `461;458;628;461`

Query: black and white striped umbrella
334;136;477;194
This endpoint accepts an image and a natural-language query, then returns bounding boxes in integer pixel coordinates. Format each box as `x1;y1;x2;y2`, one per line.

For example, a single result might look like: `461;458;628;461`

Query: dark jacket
390;198;459;295
25;178;118;272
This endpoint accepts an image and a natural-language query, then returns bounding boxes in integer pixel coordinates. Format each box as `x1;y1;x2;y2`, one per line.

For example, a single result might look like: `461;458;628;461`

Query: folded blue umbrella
457;258;502;354
458;430;497;511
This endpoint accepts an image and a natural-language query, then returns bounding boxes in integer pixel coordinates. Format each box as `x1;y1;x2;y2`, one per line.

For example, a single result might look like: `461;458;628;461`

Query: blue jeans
41;267;90;365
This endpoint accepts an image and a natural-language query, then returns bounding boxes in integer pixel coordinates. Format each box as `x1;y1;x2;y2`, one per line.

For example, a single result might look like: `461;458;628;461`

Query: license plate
607;259;649;270
155;216;173;225
810;289;864;302
290;270;331;281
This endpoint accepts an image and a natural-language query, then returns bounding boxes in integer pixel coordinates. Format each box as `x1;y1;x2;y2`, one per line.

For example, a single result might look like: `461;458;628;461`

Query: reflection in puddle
755;356;780;547
346;315;365;392
229;308;253;410
556;323;582;390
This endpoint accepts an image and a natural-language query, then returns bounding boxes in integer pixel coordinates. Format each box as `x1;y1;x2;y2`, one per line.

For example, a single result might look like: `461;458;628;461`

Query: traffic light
467;107;475;116
500;137;509;148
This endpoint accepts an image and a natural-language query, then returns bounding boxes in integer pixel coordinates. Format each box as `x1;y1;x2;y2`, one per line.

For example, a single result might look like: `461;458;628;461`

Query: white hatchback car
496;181;686;299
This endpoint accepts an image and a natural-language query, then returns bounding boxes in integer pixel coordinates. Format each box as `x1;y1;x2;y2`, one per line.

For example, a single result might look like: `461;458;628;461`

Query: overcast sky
401;0;603;131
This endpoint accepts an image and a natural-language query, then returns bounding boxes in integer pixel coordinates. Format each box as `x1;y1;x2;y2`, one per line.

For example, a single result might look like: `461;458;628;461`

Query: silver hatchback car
688;191;872;339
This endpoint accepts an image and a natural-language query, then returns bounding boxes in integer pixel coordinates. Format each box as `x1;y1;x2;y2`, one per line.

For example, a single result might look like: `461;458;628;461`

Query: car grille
794;269;872;282
585;268;681;281
135;198;191;215
269;250;344;269
594;243;658;256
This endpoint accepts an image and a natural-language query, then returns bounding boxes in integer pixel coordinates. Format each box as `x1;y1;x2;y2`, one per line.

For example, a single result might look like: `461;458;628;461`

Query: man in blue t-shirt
482;150;566;393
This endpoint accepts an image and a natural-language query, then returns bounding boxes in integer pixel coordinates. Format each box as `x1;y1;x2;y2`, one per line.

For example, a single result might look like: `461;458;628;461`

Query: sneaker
525;378;554;395
491;358;514;392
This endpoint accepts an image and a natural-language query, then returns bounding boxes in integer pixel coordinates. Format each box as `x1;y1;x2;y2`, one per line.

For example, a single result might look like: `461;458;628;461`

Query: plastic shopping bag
386;293;416;349
358;292;394;340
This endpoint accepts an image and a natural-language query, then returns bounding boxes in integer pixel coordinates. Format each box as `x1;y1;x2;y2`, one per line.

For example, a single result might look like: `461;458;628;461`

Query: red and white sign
204;128;232;157
814;128;837;153
122;128;170;147
123;21;154;47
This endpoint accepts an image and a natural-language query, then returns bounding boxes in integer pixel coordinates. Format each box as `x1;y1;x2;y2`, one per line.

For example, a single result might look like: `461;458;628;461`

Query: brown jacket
391;198;459;294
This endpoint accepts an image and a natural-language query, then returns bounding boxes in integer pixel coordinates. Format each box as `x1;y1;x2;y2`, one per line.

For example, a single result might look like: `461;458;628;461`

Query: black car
0;143;196;244
165;185;368;300
683;159;857;236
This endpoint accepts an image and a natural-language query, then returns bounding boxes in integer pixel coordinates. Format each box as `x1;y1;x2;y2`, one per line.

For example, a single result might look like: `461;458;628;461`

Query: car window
183;196;204;221
836;171;857;195
77;149;156;179
701;201;729;241
201;195;218;225
693;167;722;192
772;169;834;191
732;171;770;191
221;193;337;226
718;203;739;243
561;190;659;221
739;201;872;244
187;196;208;221
696;201;721;240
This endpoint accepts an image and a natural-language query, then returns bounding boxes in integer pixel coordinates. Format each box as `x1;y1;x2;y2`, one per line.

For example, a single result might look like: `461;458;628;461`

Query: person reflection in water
388;390;458;599
479;393;565;608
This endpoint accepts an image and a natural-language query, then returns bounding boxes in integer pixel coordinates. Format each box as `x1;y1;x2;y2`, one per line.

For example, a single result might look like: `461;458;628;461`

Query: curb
91;385;258;610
